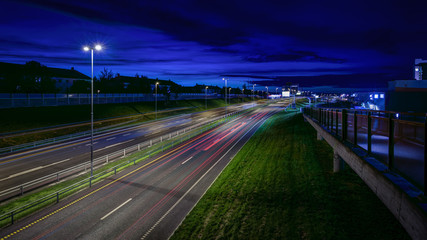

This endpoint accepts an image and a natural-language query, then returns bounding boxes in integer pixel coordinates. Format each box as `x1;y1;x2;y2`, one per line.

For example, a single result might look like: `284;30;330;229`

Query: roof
47;67;90;80
0;62;90;80
113;75;177;85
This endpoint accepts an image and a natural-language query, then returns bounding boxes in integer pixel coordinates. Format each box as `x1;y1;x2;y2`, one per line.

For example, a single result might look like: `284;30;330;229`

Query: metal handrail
303;107;426;193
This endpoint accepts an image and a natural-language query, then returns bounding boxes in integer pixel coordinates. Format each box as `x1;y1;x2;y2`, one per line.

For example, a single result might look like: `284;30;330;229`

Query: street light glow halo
83;46;90;51
95;44;102;50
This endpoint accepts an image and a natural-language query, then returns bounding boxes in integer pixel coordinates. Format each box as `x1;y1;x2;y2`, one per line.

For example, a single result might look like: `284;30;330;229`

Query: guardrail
303;107;426;192
0;107;193;155
0;108;249;227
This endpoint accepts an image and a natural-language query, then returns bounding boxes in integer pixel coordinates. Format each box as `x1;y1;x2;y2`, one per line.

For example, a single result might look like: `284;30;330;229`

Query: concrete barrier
304;114;427;240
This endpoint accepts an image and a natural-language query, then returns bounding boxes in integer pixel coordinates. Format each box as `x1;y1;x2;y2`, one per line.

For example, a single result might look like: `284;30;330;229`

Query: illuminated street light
83;44;102;178
155;82;159;120
222;78;228;114
252;84;256;107
276;87;278;95
229;87;232;105
205;86;208;110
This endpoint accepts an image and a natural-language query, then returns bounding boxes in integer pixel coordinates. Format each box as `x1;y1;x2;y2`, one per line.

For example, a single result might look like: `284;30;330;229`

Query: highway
0;105;278;240
0;104;254;196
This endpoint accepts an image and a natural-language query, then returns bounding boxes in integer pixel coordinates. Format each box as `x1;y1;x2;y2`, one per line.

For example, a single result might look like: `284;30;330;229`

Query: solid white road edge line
141;111;272;240
0;158;72;181
100;198;133;221
94;139;134;153
181;156;193;165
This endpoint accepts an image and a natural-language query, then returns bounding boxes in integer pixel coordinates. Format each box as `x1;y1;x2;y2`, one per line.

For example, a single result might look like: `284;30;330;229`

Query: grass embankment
171;112;410;239
0;98;255;147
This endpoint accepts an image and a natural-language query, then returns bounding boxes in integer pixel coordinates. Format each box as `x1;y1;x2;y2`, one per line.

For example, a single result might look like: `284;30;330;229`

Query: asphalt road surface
0;105;278;240
0;104;254;194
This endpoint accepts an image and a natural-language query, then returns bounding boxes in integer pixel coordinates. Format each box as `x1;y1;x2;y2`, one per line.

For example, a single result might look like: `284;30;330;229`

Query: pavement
0;105;278;240
0;104;252;196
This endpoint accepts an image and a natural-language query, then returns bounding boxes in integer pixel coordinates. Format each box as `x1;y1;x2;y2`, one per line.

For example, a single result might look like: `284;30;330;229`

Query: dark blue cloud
1;0;426;89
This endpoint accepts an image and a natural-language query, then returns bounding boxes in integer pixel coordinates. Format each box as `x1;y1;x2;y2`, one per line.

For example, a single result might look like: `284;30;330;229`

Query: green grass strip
171;112;410;240
0;107;254;227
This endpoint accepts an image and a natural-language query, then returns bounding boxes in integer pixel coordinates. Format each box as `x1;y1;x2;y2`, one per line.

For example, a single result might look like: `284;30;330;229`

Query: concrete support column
317;132;323;140
333;150;344;172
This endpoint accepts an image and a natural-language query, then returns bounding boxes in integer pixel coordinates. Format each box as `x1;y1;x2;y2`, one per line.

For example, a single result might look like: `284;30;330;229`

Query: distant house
111;74;178;93
0;62;90;92
48;66;91;92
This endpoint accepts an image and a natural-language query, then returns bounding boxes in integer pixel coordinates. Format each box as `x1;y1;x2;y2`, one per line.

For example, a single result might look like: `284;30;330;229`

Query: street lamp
222;78;228;114
155;82;159;119
83;44;102;177
229;87;231;105
205;86;208;110
276;87;278;95
265;86;268;99
252;84;256;107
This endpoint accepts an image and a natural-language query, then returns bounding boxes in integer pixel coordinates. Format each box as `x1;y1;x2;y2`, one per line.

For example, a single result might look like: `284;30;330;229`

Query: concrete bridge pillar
317;132;323;140
333;150;344;172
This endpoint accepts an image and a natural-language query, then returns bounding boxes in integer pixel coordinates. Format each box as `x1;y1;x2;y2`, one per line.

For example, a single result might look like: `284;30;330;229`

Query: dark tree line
1;61;57;93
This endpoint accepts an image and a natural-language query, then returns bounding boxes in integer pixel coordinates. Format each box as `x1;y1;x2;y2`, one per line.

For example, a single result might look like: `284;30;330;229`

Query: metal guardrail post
342;109;347;141
367;112;372;154
335;109;338;135
354;111;358;145
388;114;395;169
326;109;330;129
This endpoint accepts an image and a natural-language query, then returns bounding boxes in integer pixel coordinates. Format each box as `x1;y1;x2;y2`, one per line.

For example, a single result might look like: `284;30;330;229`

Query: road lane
0;106;278;240
0;105;251;193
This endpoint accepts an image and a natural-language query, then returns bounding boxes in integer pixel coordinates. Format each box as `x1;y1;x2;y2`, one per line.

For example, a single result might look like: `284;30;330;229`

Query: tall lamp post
276;87;278;95
83;44;102;178
155;82;159;119
222;78;228;114
229;87;232;105
205;86;208;110
252;84;256;107
265;86;268;99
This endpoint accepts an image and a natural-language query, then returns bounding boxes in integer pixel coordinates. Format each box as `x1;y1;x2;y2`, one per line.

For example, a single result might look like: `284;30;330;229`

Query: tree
70;80;90;93
98;68;114;81
21;61;56;93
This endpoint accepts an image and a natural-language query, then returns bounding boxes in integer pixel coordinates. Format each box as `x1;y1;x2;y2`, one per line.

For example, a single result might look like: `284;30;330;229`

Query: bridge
303;107;427;239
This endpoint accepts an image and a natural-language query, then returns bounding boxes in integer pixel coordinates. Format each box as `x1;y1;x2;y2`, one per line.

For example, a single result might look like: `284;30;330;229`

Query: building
48;66;91;92
386;59;427;113
414;58;427;80
0;62;90;92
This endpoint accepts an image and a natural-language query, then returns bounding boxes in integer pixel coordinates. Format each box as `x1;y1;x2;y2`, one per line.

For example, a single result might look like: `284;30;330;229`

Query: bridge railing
303;107;426;192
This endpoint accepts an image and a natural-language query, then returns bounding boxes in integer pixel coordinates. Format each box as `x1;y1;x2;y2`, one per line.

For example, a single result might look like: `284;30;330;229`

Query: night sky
1;0;427;91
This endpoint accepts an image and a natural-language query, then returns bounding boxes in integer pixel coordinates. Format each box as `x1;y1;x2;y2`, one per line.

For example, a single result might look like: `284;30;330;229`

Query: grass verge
171;112;410;240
